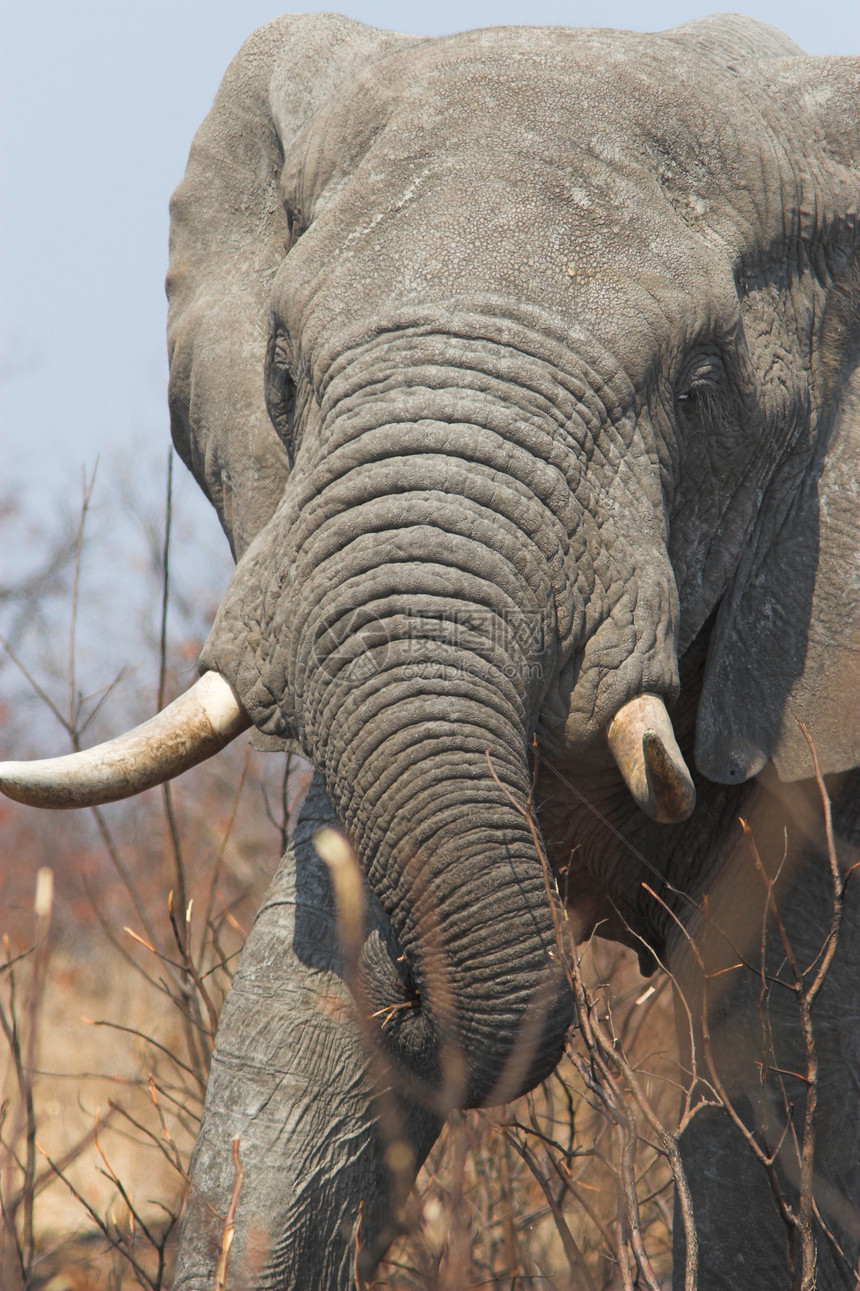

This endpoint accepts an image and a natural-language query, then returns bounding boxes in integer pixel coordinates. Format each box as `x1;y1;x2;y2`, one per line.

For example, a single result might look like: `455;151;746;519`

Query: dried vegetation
1;460;852;1290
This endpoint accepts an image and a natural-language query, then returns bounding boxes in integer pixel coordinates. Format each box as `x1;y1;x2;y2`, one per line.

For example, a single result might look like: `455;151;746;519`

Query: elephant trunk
200;390;578;1104
319;682;570;1108
295;573;572;1108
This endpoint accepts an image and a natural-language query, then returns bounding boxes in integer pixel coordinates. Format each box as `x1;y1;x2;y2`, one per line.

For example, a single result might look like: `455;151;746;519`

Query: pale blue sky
1;2;857;701
2;1;856;503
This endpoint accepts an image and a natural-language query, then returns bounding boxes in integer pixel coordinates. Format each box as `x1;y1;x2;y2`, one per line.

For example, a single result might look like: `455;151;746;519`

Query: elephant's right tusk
0;672;251;809
607;694;696;824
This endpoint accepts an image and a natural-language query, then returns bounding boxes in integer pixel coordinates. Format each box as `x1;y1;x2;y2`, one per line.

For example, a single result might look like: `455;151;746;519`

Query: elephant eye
676;385;708;409
673;353;743;484
284;200;308;250
265;329;299;463
675;355;725;416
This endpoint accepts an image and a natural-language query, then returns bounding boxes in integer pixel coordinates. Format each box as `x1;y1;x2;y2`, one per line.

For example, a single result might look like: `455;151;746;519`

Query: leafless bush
1;461;853;1290
0;458;307;1289
370;740;855;1291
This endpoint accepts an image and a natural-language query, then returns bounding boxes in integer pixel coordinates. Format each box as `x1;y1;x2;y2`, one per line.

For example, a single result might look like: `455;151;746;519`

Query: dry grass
0;461;308;1288
379;944;677;1291
2;797;678;1291
0;743;306;1290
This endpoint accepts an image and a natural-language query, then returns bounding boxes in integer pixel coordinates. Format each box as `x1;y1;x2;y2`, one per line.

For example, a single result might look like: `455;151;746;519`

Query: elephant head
1;12;858;1283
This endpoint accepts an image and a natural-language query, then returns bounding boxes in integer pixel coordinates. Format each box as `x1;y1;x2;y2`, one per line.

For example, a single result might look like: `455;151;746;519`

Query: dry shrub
0;461;310;1289
1;462;851;1291
0;740;310;1291
379;944;677;1291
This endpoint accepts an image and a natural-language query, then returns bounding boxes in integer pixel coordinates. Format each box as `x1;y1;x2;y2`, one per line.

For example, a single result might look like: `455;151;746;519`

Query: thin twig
214;1136;244;1291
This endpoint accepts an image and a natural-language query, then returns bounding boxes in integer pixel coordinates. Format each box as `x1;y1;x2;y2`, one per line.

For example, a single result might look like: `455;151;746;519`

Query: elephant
1;9;859;1289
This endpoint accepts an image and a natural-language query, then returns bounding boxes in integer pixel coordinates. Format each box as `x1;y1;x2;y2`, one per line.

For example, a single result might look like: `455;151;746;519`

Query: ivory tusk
0;672;251;809
607;693;696;824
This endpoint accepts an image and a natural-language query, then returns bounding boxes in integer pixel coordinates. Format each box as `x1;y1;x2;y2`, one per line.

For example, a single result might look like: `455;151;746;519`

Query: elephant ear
167;15;414;752
166;12;413;560
696;366;860;784
695;54;860;785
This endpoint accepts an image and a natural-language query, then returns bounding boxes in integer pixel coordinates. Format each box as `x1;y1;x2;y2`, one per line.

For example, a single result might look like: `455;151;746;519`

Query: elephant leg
174;772;441;1291
672;773;860;1290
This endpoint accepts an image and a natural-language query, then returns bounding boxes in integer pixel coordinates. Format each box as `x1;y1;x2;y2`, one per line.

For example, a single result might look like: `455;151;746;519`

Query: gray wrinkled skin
177;774;440;1288
166;12;860;1289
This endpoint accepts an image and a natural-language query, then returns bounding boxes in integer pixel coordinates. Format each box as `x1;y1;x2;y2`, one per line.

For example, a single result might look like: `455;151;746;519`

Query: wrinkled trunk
200;365;680;1102
175;775;441;1290
299;585;572;1105
671;769;860;1289
199;390;606;1105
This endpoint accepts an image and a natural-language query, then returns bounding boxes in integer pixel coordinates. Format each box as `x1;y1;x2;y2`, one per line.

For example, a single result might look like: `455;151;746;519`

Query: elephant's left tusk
0;671;252;809
607;694;696;824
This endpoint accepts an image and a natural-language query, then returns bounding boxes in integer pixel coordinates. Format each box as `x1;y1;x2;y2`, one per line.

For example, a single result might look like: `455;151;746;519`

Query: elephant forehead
288;26;780;234
275;176;735;399
276;32;753;370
